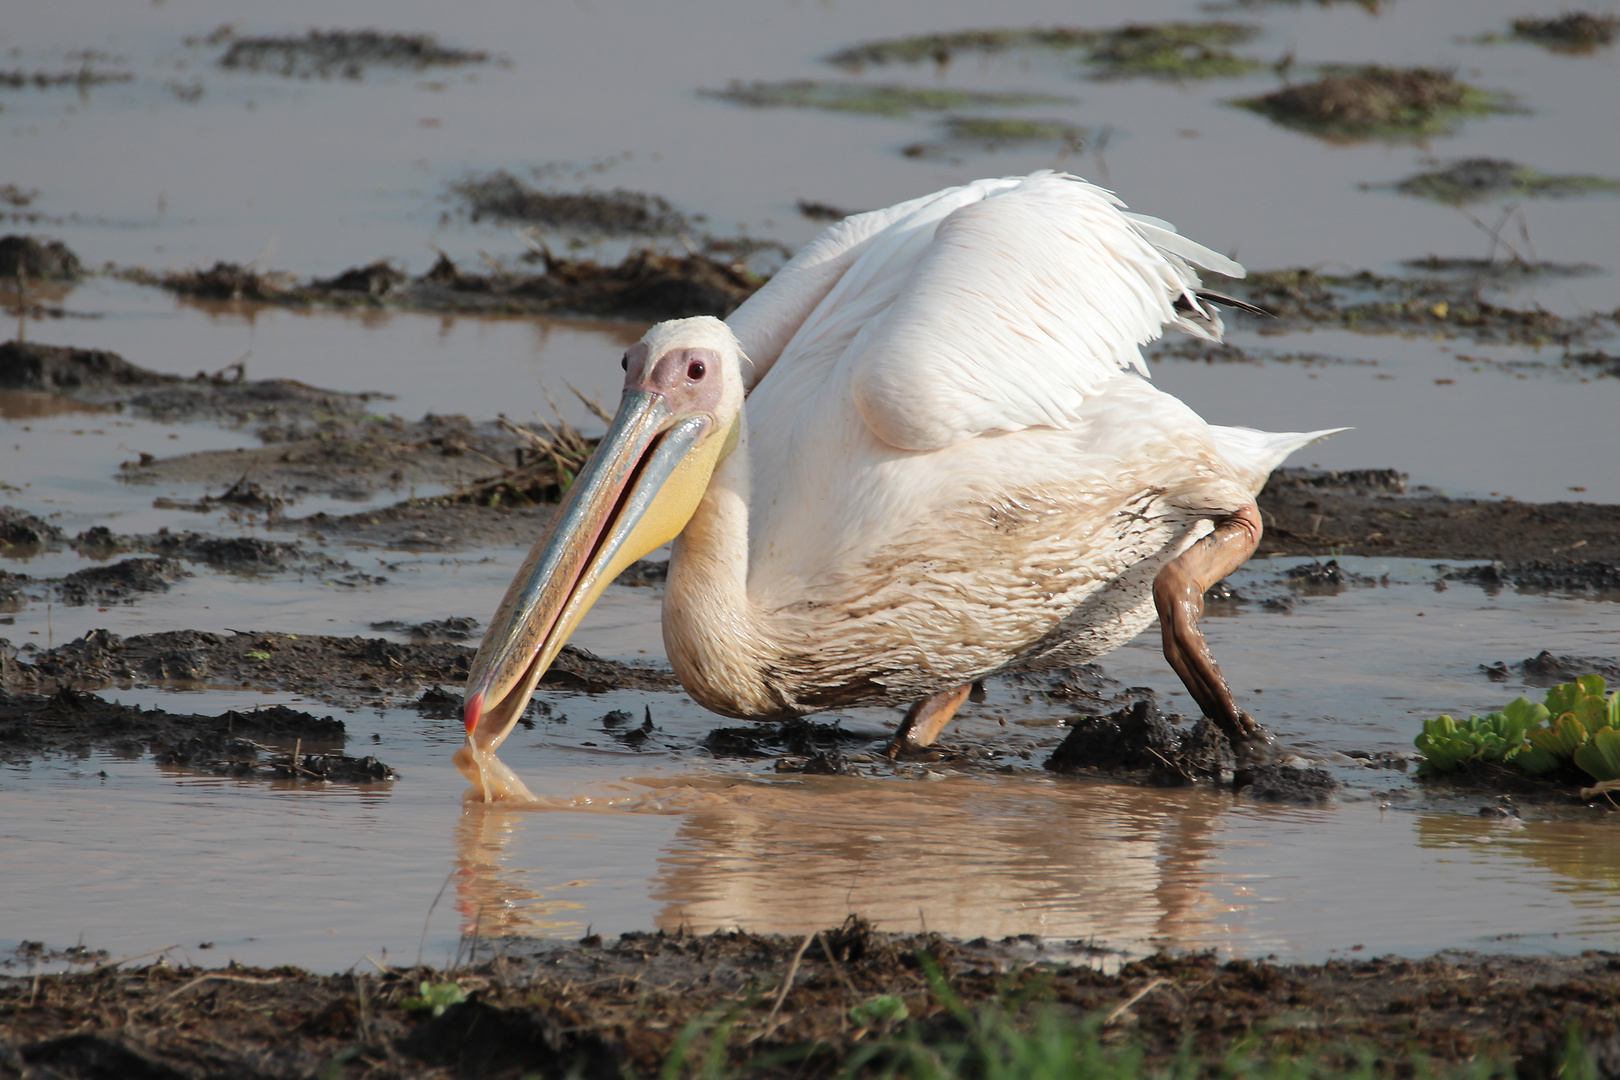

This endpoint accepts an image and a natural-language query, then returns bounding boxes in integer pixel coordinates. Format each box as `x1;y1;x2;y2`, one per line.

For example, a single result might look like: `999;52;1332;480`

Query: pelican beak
457;386;730;799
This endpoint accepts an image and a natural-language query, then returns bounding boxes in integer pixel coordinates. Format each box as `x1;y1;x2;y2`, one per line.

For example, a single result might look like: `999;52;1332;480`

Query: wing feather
738;173;1247;452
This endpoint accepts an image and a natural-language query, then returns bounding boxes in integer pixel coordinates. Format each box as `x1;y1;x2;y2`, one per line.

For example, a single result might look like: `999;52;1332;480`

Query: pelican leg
1153;503;1272;763
884;683;973;759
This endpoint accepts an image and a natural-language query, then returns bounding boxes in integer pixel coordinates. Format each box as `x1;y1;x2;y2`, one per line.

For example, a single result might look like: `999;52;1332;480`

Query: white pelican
457;173;1338;801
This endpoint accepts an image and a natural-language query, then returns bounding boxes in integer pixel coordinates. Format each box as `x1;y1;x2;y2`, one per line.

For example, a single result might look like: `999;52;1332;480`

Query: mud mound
703;716;883;774
136;245;763;322
1239;762;1338;804
73;527;304;570
0;234;81;280
2;629;673;707
0;506;65;550
0;339;381;426
58;558;189;605
1442;560;1620;595
1482;650;1620;686
1045;700;1234;785
0;684;364;763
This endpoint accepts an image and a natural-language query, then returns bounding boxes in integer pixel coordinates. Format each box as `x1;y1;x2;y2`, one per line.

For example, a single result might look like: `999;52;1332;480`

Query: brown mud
0;630;674;710
127;246;761;323
4;925;1619;1079
1256;467;1620;568
0;686;392;782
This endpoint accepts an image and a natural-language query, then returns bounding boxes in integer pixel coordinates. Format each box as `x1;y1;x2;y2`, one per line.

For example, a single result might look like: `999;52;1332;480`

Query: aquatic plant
1415;675;1620;783
400;980;467;1017
826;22;1264;81
1388;158;1620;205
1235;66;1509;139
701;80;1072;117
1474;12;1620;53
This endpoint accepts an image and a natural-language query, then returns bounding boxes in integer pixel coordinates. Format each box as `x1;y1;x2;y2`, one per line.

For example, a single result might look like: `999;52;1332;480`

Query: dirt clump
1237;66;1506;139
369;616;482;642
1;628;673;709
1440;559;1620;595
703;716;884;774
0;506;66;551
1239;762;1339;803
217;30;488;79
72;526;304;570
1045;700;1236;785
1483;650;1620;686
4;929;1620;1079
0;234;81;281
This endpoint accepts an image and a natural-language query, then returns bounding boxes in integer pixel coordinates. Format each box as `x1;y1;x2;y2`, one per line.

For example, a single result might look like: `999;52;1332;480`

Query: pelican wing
847;174;1241;451
732;174;1244;452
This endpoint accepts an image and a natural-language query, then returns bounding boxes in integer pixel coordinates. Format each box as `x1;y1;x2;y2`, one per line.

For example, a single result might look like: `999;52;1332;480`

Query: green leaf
1515;745;1562;775
850;994;910;1027
1576;673;1607;699
1573;727;1620;782
401;981;467;1017
1529;713;1589;758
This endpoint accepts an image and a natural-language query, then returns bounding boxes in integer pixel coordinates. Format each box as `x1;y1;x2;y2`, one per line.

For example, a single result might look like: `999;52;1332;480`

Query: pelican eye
621;353;630;371
687;360;706;380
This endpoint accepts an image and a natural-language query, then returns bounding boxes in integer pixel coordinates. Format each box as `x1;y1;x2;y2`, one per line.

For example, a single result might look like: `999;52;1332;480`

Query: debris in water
216;30;488;79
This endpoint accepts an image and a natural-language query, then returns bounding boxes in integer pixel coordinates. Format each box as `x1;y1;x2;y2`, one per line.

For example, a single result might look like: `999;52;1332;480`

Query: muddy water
4;0;1619;973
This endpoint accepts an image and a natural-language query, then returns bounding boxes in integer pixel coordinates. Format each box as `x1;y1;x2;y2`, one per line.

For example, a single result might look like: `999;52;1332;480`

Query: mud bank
0;686;393;782
3;926;1618;1079
1256;468;1620;567
0;630;673;709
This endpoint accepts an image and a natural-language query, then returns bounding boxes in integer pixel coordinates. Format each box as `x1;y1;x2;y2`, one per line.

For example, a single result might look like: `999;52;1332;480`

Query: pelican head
456;316;744;799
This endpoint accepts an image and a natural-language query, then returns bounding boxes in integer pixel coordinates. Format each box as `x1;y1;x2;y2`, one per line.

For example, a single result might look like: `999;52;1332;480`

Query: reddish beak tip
463;692;483;734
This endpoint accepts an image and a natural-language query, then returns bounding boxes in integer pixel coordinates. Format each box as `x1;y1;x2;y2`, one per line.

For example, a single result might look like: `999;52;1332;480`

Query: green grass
700;80;1073;117
1391;158;1620;204
659;954;1600;1079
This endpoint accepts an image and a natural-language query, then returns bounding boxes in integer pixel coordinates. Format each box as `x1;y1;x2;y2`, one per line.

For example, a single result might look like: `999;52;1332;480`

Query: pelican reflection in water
458;173;1340;801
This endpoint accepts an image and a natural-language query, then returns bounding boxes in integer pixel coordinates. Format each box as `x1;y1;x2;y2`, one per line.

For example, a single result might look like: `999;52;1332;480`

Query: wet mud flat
4;924;1619;1079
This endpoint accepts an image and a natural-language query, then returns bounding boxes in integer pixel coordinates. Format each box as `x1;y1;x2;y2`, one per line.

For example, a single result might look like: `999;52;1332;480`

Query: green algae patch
828;22;1264;80
902;115;1089;158
701;79;1072;117
1236;66;1509;139
1385;158;1620;204
1475;12;1618;53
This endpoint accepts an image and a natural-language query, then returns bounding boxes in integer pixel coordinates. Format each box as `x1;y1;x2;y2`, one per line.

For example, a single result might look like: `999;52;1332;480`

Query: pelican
457;173;1338;801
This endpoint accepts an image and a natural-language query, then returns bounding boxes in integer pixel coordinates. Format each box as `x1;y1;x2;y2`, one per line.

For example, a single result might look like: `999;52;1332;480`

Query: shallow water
3;0;1619;973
